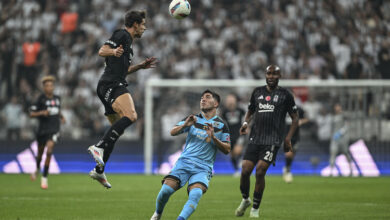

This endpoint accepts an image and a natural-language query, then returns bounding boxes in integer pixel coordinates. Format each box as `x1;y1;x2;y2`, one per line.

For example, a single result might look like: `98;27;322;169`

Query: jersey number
264;151;273;161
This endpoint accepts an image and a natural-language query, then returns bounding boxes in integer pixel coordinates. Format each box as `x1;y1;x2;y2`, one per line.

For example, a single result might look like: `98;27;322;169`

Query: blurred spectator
22;39;41;88
377;45;390;79
344;55;363;79
1;96;23;140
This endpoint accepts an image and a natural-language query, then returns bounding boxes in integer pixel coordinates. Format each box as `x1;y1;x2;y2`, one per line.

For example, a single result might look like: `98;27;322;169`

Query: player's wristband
243;122;248;126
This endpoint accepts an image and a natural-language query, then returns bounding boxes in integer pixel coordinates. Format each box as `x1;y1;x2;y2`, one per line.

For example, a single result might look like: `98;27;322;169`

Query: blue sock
156;184;175;214
178;188;203;220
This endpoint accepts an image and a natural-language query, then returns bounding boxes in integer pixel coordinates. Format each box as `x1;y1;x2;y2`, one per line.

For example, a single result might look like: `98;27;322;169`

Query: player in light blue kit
150;90;231;220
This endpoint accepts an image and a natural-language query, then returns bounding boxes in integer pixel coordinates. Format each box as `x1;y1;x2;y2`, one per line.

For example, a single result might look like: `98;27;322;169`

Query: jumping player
88;10;157;188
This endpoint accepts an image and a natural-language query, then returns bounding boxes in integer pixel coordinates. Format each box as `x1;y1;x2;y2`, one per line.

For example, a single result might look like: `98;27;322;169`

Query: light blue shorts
165;158;212;189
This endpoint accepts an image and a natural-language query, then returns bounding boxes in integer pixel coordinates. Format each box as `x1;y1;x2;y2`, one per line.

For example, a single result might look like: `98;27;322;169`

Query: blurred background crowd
0;0;390;141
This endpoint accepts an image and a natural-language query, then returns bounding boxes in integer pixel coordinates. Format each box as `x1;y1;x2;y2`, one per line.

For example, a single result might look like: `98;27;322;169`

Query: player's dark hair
202;89;221;107
124;10;146;28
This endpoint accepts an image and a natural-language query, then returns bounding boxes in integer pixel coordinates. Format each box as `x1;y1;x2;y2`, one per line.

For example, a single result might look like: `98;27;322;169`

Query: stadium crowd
0;0;390;140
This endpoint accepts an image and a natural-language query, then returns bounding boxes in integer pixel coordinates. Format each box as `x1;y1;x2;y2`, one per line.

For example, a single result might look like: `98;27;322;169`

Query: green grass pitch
1;174;389;220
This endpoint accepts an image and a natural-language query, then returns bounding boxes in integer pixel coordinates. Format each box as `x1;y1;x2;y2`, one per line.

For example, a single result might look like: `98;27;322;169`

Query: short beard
266;79;279;89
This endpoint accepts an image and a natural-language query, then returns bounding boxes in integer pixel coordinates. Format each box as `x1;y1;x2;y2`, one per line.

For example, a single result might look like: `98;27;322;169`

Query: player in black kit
221;93;246;176
87;10;157;188
30;75;65;189
235;65;299;218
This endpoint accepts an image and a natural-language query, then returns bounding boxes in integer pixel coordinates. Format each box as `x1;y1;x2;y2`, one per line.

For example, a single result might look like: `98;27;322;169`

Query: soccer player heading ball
235;65;299;218
88;10;157;188
150;90;231;220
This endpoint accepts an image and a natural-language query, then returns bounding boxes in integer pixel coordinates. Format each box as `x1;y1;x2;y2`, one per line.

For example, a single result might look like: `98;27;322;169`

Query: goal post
144;79;390;174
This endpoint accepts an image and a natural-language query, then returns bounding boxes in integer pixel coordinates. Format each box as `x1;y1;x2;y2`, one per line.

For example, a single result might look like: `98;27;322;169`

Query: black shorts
97;81;130;115
243;144;280;165
37;132;60;146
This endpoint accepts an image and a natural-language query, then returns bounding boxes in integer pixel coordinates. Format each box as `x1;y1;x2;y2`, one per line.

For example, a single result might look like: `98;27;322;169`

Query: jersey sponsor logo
259;95;264;99
258;103;275;113
265;96;271;101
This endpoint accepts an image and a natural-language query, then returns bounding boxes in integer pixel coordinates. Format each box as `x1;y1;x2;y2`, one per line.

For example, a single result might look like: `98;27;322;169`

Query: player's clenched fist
184;115;197;127
113;45;124;57
239;122;248;135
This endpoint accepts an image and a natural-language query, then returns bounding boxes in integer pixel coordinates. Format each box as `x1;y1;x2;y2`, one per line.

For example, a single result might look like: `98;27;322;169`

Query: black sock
43;165;49;177
36;157;41;171
96;117;133;150
95;144;114;174
253;191;263;209
231;157;238;170
286;157;293;172
240;179;250;199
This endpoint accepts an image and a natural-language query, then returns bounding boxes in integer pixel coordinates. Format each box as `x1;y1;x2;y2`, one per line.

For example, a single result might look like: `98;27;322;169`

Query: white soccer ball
169;0;191;19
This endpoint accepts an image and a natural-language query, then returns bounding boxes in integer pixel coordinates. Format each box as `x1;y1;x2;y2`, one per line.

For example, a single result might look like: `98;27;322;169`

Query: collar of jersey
199;112;218;121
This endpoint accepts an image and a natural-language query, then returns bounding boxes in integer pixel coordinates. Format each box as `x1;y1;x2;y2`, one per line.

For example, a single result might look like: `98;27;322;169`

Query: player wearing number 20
235;65;299;218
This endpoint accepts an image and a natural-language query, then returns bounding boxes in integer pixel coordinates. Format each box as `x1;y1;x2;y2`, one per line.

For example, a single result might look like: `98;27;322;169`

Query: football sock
42;165;49;177
240;178;250;199
156;184;175;214
286;157;293;172
36;157;41;170
96;116;132;150
177;217;185;220
253;191;263;209
178;188;203;220
95;144;114;174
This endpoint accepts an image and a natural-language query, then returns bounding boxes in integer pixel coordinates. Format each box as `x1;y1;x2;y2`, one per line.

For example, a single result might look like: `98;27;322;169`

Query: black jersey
30;94;61;136
285;106;304;143
222;108;245;142
100;29;134;85
247;86;297;146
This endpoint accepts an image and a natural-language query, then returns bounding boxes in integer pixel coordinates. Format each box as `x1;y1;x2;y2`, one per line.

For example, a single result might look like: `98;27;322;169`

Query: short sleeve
220;123;231;143
175;116;190;134
286;92;297;114
30;96;43;112
248;88;257;112
104;30;125;48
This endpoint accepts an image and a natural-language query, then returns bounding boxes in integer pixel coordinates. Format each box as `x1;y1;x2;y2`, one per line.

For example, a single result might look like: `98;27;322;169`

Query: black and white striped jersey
247;86;297;146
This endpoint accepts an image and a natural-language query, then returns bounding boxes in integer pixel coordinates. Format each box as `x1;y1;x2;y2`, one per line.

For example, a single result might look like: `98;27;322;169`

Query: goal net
143;79;390;175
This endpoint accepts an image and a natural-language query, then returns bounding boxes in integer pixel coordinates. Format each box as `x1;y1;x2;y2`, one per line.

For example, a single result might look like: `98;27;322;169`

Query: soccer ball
169;0;191;19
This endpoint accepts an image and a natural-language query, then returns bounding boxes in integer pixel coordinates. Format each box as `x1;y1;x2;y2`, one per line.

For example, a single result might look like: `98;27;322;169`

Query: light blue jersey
175;113;230;171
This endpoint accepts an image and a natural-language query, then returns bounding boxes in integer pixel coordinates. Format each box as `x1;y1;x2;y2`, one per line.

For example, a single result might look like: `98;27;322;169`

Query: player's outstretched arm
127;57;157;74
170;115;196;136
98;44;124;57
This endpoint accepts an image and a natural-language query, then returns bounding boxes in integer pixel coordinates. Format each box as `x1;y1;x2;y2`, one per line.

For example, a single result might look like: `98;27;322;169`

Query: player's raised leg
151;178;178;220
236;160;255;217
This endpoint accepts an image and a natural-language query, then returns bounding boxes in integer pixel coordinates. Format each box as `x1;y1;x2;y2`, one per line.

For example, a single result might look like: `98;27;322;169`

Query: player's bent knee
122;111;137;122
